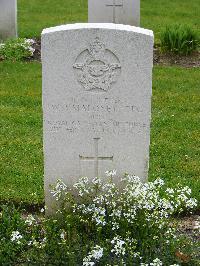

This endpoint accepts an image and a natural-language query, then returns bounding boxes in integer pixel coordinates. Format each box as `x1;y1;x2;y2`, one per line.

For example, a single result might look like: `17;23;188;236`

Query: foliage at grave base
160;24;199;55
0;38;35;61
0;172;199;265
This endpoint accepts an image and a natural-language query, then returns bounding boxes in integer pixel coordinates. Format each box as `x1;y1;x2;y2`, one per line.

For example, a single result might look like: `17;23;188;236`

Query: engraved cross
79;138;113;177
106;0;123;23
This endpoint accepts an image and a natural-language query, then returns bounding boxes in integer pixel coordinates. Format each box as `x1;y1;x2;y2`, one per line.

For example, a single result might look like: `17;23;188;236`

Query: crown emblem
88;38;105;59
73;38;121;92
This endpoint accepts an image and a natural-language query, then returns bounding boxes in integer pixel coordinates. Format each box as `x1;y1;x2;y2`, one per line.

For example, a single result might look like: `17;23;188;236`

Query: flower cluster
50;172;198;264
25;214;35;226
72;173;197;232
73;177;91;196
28;237;46;249
10;231;23;244
0;38;35;61
19;38;35;56
50;179;68;201
111;235;126;256
83;245;103;266
141;260;180;266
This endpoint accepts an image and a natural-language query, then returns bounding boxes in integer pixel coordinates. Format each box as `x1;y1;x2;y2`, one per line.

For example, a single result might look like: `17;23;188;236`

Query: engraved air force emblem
73;38;121;92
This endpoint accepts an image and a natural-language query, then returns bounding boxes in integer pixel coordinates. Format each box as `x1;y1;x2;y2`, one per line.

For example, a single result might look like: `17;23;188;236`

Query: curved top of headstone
42;23;153;38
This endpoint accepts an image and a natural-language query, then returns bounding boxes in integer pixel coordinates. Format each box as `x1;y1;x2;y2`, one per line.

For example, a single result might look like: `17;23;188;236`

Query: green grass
1;0;200;208
17;0;200;40
141;0;200;41
18;0;88;38
0;62;43;205
0;62;199;206
149;66;200;203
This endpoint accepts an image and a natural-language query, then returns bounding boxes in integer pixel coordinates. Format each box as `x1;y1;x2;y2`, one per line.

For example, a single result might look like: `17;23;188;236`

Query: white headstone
0;0;17;40
88;0;140;26
42;23;153;212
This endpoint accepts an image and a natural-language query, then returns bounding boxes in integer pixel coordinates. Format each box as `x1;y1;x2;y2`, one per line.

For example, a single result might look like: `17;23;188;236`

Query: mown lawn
150;66;200;203
0;62;43;205
0;62;199;206
18;0;200;40
1;0;199;208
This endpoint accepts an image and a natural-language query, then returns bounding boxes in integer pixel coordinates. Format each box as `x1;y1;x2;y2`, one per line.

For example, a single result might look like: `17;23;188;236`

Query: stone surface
0;0;17;40
42;23;153;212
88;0;140;26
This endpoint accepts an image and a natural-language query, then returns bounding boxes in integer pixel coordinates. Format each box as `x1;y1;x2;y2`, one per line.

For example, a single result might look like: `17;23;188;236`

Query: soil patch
177;215;200;242
154;47;200;68
31;39;200;68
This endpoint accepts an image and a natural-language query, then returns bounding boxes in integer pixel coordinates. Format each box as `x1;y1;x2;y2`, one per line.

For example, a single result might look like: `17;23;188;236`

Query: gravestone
42;23;153;212
88;0;140;26
0;0;17;40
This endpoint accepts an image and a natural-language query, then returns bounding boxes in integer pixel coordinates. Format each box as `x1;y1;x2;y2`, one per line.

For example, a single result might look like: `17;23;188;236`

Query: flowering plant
49;171;198;265
0;38;35;61
0;173;198;265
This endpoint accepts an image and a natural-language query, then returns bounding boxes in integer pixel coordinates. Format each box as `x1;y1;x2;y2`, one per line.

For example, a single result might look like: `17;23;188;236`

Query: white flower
185;198;198;209
111;236;126;256
153;178;165;187
110;209;122;218
83;245;103;265
28;46;35;55
90;245;103;260
150;258;163;266
60;230;66;241
105;170;117;177
50;179;68;200
11;231;23;243
92;206;106;226
83;261;94;266
166;188;174;194
47;172;197;266
25;38;35;45
111;221;120;230
74;177;90;196
92;176;102;186
31;237;46;249
28;240;33;246
25;214;35;226
40;208;45;213
181;186;192;195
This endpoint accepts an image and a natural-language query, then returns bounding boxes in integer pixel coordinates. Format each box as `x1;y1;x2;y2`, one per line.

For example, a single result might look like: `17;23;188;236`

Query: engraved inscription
73;38;121;92
106;0;123;23
47;119;148;135
46;97;143;114
79;138;113;177
45;96;148;135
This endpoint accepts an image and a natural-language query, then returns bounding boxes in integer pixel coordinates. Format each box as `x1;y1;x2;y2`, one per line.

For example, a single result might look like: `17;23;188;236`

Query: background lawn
0;62;199;206
0;62;43;205
18;0;200;40
0;0;199;208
